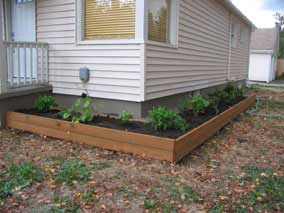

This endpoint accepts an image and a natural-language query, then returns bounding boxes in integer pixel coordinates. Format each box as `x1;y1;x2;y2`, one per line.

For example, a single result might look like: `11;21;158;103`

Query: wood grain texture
6;94;256;162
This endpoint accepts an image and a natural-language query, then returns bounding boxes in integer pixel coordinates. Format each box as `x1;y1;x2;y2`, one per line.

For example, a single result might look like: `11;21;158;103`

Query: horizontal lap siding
146;0;240;100
37;0;143;102
229;16;251;81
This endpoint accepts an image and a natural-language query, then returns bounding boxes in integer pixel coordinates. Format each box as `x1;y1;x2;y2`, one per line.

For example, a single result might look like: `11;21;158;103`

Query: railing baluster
35;45;38;84
41;45;44;83
30;44;33;84
17;44;20;86
23;44;26;85
45;45;48;83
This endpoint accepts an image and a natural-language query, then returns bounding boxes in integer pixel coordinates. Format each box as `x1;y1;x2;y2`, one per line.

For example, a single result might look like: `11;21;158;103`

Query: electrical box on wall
80;67;90;83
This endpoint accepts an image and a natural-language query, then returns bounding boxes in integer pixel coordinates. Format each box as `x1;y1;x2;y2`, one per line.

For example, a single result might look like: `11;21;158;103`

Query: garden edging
6;94;256;162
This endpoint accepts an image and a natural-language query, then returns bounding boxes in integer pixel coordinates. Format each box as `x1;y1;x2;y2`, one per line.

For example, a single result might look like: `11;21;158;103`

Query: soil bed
17;97;245;139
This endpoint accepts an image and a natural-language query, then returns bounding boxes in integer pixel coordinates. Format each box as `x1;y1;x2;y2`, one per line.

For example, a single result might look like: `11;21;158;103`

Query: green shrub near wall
279;32;284;59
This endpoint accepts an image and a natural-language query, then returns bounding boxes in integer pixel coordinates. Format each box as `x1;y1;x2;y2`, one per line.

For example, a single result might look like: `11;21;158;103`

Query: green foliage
144;199;158;210
236;166;284;211
144;199;177;212
35;95;58;113
60;97;95;124
119;111;134;123
216;84;244;105
0;162;44;202
178;98;191;114
148;107;187;132
279;31;284;59
189;96;210;117
208;95;221;115
56;160;90;186
164;177;202;204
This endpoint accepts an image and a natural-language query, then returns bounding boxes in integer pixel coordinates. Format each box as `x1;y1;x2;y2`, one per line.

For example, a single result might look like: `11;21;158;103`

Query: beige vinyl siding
145;0;250;101
37;0;143;102
229;16;251;81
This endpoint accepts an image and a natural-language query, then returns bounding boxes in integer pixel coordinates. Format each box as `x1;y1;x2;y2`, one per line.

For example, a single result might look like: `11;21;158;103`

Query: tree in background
279;32;284;59
275;13;284;59
275;13;284;31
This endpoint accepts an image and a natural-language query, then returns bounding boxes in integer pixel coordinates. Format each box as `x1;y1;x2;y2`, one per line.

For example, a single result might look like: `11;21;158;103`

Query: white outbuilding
249;27;280;83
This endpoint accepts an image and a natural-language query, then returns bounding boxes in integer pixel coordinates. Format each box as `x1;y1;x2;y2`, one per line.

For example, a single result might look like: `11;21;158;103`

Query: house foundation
54;80;246;119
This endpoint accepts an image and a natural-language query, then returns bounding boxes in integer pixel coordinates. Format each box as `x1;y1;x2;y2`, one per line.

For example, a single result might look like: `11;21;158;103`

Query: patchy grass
49;195;81;213
236;166;284;211
0;162;44;204
91;161;112;170
56;160;90;186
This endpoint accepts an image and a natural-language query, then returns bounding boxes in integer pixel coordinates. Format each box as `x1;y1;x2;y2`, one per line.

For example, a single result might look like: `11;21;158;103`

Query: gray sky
231;0;284;28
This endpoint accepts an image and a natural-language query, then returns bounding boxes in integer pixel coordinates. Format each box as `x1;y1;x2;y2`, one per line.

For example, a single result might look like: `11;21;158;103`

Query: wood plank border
6;94;256;162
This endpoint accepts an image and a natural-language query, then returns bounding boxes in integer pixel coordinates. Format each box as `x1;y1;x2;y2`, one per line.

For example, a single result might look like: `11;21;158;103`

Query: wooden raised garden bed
6;94;256;163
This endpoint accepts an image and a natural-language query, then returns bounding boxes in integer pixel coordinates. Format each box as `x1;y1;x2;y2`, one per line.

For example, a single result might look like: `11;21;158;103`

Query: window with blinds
148;0;170;43
84;0;136;40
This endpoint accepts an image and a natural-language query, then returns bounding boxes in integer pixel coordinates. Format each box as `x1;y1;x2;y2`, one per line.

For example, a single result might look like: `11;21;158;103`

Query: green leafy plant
148;107;187;132
119;111;134;123
0;162;44;201
222;84;244;104
208;95;221;114
35;95;58;113
189;96;210;117
56;160;90;186
60;97;95;124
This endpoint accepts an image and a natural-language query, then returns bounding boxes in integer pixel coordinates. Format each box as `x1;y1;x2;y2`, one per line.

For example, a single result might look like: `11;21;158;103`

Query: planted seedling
148;107;187;132
60;96;96;123
35;95;58;113
189;96;210;117
119;111;134;124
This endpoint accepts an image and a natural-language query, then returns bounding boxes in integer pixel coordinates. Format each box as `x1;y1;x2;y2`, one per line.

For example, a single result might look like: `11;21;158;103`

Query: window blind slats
148;0;170;43
84;0;136;40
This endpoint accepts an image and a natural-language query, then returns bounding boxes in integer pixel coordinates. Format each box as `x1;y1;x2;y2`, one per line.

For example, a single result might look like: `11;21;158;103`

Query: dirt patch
1;88;284;212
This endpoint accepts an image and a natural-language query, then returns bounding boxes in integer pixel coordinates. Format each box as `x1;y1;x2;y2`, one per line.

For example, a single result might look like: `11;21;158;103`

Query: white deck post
0;1;7;94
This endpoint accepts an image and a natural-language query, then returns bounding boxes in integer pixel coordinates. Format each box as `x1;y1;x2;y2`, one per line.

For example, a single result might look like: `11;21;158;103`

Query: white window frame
145;0;179;48
76;0;145;45
76;0;179;47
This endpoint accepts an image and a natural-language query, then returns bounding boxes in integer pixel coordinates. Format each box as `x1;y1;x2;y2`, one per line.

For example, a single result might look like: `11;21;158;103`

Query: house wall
145;0;252;101
36;0;144;102
249;53;273;83
229;15;251;81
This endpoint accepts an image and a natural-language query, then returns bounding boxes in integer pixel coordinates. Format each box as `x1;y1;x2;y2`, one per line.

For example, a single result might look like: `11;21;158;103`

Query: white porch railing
3;41;49;89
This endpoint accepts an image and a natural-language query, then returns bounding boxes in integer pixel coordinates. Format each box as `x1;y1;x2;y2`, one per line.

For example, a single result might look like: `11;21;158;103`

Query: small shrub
189;96;210;117
0;162;44;201
178;98;191;114
35;95;58;112
56;160;90;186
218;84;244;105
148;107;187;132
119;111;134;123
208;95;221;114
60;96;96;124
